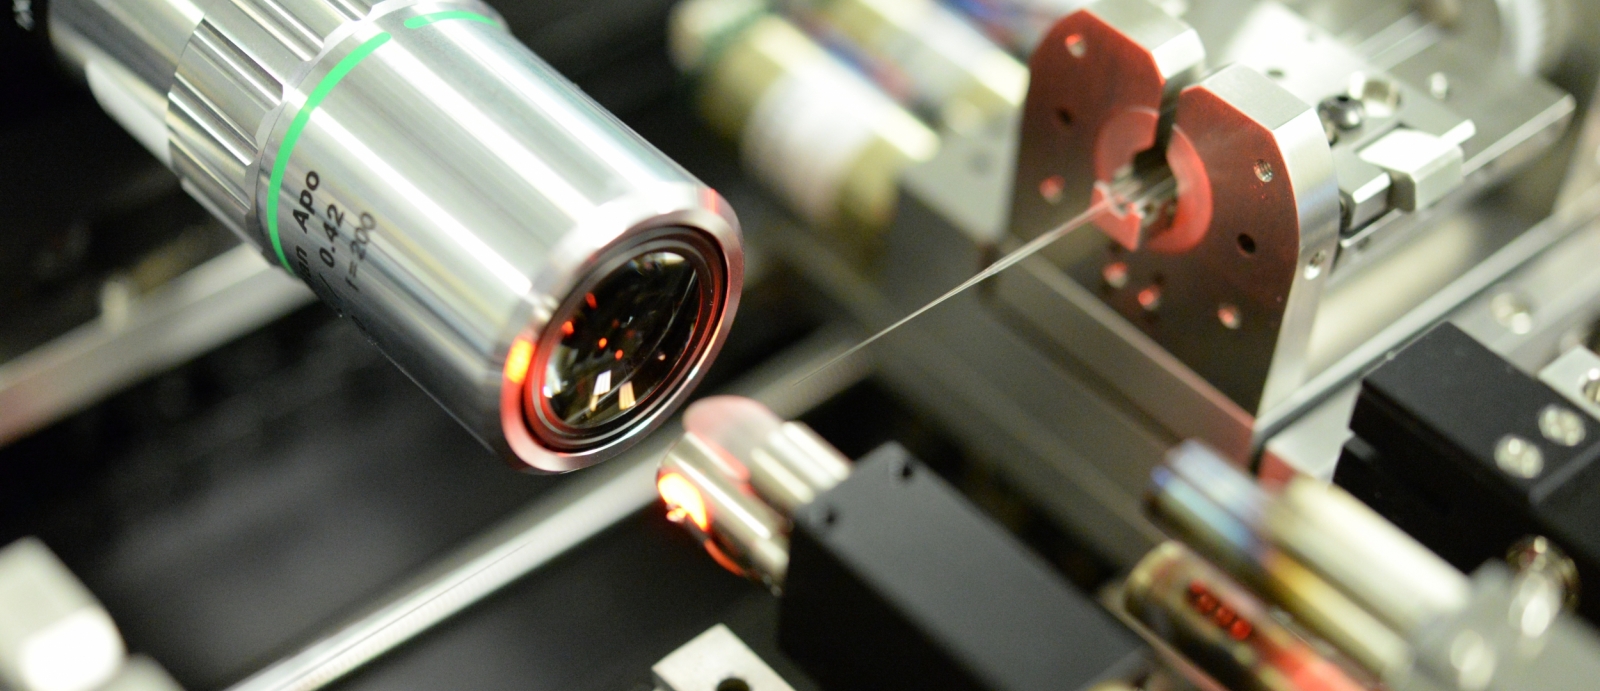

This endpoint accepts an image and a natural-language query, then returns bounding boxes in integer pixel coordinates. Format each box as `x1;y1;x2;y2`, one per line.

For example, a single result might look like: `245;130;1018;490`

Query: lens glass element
540;251;702;432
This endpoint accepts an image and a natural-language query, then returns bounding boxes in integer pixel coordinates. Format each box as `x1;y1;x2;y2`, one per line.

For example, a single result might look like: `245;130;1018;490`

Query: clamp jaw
1007;0;1573;415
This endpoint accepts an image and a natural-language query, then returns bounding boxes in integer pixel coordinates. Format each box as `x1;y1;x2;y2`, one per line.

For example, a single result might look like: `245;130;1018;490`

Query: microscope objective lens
542;251;702;430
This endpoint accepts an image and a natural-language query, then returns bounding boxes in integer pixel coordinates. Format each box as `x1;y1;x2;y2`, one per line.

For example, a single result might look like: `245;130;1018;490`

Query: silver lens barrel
46;0;743;471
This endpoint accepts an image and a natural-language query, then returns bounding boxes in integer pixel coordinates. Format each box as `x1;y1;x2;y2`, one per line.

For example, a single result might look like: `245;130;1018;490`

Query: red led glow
1228;619;1252;641
1214;606;1236;627
1187;580;1253;642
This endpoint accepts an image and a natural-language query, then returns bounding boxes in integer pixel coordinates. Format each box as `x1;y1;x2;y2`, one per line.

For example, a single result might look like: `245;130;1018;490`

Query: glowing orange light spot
1278;649;1364;691
561;321;574;336
614;350;624;360
598;337;607;349
658;473;709;531
503;338;534;385
585;292;597;309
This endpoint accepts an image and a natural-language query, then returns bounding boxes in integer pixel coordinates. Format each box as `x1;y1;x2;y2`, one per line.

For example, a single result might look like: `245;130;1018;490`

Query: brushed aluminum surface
46;0;745;471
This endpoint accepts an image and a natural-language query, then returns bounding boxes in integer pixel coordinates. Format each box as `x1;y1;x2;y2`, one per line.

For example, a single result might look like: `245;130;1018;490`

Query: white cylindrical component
685;396;851;514
659;434;791;586
1268;478;1470;635
944;0;1096;53
0;539;127;691
671;0;937;242
794;0;1029;131
98;657;183;691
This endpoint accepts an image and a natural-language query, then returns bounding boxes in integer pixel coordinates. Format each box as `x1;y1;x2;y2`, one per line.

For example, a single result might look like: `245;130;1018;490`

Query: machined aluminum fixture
655;396;856;588
46;0;744;471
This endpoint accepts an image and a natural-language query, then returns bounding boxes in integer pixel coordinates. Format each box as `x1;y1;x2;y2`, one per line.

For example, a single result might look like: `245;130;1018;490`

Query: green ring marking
266;32;392;273
265;10;498;273
404;10;497;29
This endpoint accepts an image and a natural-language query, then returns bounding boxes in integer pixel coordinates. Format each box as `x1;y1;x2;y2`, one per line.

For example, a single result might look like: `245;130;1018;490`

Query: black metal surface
1;0;67;125
328;510;772;691
0;106;193;358
779;444;1147;691
1336;323;1600;625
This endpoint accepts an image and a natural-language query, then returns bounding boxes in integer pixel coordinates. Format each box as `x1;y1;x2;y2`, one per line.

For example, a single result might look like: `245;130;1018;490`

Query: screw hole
816;505;837;527
1218;304;1241;330
1039;175;1065;203
897;461;915;480
1254;160;1274;182
1102;261;1129;289
1137;284;1162;312
718;678;752;691
1237;234;1257;255
1304;250;1328;279
1057;108;1073;128
1066;33;1086;57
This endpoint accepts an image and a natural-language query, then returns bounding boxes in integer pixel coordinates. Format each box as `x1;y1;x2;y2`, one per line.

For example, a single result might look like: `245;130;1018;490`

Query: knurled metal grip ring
165;0;495;246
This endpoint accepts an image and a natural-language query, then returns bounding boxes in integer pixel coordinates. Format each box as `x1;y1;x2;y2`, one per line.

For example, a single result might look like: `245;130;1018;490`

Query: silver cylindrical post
658;434;791;588
46;0;744;471
682;395;851;515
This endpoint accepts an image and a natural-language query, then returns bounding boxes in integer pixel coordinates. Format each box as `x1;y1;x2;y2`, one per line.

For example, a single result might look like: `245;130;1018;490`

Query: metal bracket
653;625;796;691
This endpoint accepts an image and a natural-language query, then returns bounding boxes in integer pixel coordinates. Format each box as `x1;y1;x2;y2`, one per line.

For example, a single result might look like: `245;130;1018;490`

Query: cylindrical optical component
1150;443;1415;682
943;0;1092;54
44;0;744;471
788;0;1028;132
683;395;851;515
658;433;791;589
670;0;936;251
1125;542;1371;691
